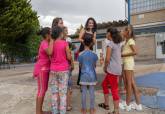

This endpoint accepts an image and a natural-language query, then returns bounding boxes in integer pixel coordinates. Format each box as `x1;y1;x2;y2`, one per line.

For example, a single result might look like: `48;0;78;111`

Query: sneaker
125;104;132;111
119;101;126;110
130;102;136;109
135;104;143;111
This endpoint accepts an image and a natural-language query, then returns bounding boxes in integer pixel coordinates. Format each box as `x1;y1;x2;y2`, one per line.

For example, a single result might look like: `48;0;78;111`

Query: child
121;25;142;111
98;28;114;111
33;27;51;114
78;36;98;114
63;26;74;111
48;26;72;114
99;27;122;114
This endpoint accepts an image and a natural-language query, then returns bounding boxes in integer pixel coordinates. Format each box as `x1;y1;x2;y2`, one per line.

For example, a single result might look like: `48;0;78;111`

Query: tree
97;20;128;29
0;0;40;62
75;24;83;35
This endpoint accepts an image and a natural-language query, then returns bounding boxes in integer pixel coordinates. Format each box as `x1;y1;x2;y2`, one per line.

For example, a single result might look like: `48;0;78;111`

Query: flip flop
67;106;72;111
98;103;110;110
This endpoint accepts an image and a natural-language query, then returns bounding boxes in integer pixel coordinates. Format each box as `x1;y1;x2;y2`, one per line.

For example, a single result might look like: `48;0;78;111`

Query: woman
77;17;97;85
52;17;64;28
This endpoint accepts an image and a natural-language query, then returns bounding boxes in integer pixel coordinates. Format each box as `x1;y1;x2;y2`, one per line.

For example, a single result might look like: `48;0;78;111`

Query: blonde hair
124;24;135;39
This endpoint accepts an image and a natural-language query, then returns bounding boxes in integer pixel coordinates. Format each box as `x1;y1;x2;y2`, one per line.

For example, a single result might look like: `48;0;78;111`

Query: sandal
67;106;72;111
98;103;109;110
108;111;119;114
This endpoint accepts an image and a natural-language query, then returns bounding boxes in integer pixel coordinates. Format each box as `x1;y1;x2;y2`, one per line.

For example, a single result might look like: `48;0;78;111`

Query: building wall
131;9;165;25
135;34;156;61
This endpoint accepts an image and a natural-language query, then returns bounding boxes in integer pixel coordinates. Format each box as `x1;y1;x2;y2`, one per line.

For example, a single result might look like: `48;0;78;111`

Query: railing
0;56;15;70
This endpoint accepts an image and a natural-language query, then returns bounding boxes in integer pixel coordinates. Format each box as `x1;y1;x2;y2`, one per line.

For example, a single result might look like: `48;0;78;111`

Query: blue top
78;50;98;85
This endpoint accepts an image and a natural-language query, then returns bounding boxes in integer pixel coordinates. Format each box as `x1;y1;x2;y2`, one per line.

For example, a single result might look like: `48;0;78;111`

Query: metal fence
0;54;15;70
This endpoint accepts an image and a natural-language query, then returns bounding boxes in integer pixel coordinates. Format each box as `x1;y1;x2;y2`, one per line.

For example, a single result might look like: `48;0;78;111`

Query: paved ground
0;63;165;114
136;72;165;109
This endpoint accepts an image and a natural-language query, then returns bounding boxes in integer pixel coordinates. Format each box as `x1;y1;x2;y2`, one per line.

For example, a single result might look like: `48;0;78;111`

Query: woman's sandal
98;103;110;110
67;106;72;111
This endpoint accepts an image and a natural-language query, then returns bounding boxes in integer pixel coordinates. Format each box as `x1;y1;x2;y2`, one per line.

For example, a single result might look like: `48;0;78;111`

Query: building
130;0;165;60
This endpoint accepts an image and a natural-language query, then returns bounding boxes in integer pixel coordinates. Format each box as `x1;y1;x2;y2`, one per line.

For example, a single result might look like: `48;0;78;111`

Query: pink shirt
33;40;50;77
50;39;69;72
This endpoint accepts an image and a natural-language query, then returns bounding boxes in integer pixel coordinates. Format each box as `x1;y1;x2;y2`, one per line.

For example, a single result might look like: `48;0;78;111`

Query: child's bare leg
125;70;133;105
36;97;44;114
131;72;141;105
67;89;72;111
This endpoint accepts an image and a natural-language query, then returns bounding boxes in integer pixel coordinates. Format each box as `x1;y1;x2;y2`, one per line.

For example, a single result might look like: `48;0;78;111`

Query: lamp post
128;0;130;24
125;0;130;24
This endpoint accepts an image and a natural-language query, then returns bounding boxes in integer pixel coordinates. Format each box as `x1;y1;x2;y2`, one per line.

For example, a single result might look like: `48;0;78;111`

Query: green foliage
69;34;79;39
26;34;41;57
0;0;40;62
75;24;83;35
97;20;128;29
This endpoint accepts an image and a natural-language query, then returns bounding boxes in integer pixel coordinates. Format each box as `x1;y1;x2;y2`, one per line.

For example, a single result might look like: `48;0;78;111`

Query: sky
30;0;126;34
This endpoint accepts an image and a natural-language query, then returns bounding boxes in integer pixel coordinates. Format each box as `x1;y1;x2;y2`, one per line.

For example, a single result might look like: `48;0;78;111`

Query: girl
77;17;97;85
78;36;98;114
99;27;122;114
48;26;72;114
121;25;142;111
33;27;51;114
52;17;64;28
63;26;74;111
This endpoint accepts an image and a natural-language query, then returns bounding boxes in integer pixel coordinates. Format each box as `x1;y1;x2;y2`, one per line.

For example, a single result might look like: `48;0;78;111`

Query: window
131;0;165;14
138;14;144;19
160;41;165;54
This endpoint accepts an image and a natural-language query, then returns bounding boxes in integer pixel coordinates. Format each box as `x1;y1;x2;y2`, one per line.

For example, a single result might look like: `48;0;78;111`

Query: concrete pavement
0;63;165;114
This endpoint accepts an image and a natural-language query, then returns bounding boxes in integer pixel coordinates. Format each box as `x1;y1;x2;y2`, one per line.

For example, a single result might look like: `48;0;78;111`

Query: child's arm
66;46;72;61
122;45;137;57
79;29;85;42
104;46;112;73
93;32;96;44
70;55;74;71
46;38;54;56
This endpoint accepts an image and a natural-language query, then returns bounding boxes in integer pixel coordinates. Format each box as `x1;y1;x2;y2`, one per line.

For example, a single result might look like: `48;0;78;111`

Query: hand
103;66;107;73
34;56;39;62
121;54;125;57
80;39;84;43
32;76;37;80
71;64;74;71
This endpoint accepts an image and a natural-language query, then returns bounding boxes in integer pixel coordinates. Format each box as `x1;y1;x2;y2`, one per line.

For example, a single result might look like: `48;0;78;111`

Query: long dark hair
52;17;63;28
107;27;122;44
37;27;50;38
51;26;63;40
85;17;97;33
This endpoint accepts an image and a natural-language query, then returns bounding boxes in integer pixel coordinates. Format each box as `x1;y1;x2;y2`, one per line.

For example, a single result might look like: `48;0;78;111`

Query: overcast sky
31;0;126;34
